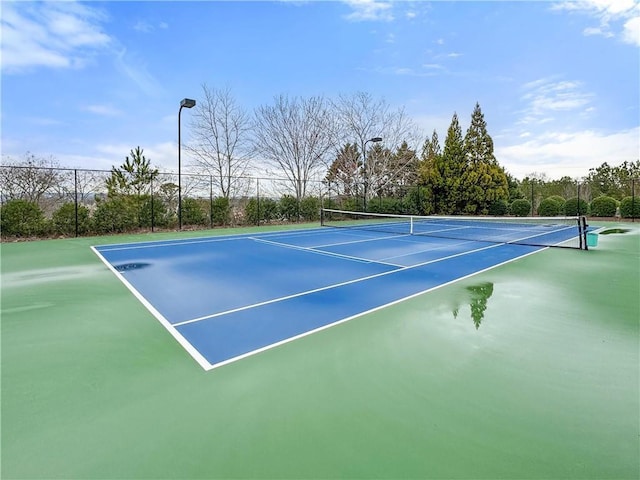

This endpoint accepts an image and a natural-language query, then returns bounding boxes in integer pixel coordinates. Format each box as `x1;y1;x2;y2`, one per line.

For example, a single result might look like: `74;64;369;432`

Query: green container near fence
587;232;599;247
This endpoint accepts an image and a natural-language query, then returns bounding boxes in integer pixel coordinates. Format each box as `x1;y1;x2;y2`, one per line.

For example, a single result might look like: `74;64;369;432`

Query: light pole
363;136;382;211
178;98;196;230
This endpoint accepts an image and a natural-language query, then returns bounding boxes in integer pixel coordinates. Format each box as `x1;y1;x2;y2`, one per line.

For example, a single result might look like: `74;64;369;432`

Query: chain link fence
1;165;637;239
0;165;334;239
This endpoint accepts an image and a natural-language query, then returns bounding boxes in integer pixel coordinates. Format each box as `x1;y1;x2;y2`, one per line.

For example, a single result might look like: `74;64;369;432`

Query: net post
580;216;588;250
320;207;325;227
410;216;414;235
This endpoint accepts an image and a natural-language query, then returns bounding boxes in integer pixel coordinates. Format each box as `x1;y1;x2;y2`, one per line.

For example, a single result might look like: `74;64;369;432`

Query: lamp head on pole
180;98;196;109
369;137;382;143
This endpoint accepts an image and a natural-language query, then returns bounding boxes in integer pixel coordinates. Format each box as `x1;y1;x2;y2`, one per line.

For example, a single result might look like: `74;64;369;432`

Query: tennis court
92;213;588;370
2;219;638;479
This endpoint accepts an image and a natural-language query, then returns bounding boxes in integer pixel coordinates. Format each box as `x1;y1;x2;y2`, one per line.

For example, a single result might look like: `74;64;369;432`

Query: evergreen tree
461;103;508;214
438;113;466;214
106;147;158;197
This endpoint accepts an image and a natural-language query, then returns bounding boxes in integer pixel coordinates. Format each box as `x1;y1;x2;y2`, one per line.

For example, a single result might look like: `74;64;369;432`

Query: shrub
244;197;279;225
181;197;207;226
590;196;618;217
368;197;404;214
403;186;433;215
92;197;137;234
620;196;640;218
299;196;320;222
139;196;169;228
509;199;531;217
487;199;508;216
564;197;589;216
211;197;231;226
0;199;48;237
52;202;91;236
279;195;299;222
537;198;562;216
342;197;363;212
547;195;566;209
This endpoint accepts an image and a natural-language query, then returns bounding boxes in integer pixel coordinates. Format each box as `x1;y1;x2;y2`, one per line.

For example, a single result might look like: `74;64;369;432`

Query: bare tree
333;92;421;201
185;84;253;199
253;94;338;200
0;152;67;204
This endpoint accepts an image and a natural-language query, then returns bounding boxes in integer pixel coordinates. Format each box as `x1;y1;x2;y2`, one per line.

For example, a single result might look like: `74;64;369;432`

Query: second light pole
178;97;196;230
363;136;382;211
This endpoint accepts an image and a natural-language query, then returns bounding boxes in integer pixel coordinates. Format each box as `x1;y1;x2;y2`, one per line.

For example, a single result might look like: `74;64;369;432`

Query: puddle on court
450;282;494;330
114;262;152;272
599;228;630;235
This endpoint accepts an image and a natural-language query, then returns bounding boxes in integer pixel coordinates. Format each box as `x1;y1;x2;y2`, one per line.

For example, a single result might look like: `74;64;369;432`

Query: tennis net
320;208;588;249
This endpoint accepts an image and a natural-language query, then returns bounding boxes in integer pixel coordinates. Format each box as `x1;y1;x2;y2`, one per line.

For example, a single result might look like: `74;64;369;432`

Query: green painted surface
2;225;639;479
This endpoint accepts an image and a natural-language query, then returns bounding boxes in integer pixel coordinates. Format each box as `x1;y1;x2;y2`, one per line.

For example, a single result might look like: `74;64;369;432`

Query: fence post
632;178;636;222
151;177;155;232
257;178;260;226
210;175;213;228
74;169;79;237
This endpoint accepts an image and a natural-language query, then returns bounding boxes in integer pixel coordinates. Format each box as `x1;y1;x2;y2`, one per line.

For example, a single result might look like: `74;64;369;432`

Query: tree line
1;86;639;238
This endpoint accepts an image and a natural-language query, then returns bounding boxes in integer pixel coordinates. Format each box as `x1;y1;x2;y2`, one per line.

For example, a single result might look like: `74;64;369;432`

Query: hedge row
0;195;322;238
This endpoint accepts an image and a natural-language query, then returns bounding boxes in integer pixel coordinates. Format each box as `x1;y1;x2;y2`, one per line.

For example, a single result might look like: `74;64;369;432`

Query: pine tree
438;113;466;214
461;103;508;214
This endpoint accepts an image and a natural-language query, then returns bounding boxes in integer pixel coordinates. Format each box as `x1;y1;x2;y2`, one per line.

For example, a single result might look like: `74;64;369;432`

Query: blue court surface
92;226;563;370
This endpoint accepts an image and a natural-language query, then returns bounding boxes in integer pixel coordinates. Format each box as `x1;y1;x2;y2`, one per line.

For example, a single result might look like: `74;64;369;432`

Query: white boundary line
90;246;213;370
250;236;404;267
200;246;548;370
92;225;564;372
174;242;502;327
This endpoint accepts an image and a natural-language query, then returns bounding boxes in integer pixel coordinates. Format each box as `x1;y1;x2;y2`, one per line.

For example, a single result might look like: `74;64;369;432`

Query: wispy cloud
342;0;394;22
1;1;112;73
552;0;640;46
83;104;123;117
114;48;165;97
518;78;595;125
133;20;169;33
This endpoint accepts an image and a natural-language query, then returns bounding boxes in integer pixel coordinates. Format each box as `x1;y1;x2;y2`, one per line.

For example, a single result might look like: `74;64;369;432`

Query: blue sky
1;0;639;179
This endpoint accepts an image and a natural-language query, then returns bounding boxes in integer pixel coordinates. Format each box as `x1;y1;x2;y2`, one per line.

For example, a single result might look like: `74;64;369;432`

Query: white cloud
343;0;394;22
518;78;594;125
622;15;640;45
0;1;112;73
552;0;640;46
496;127;640;179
